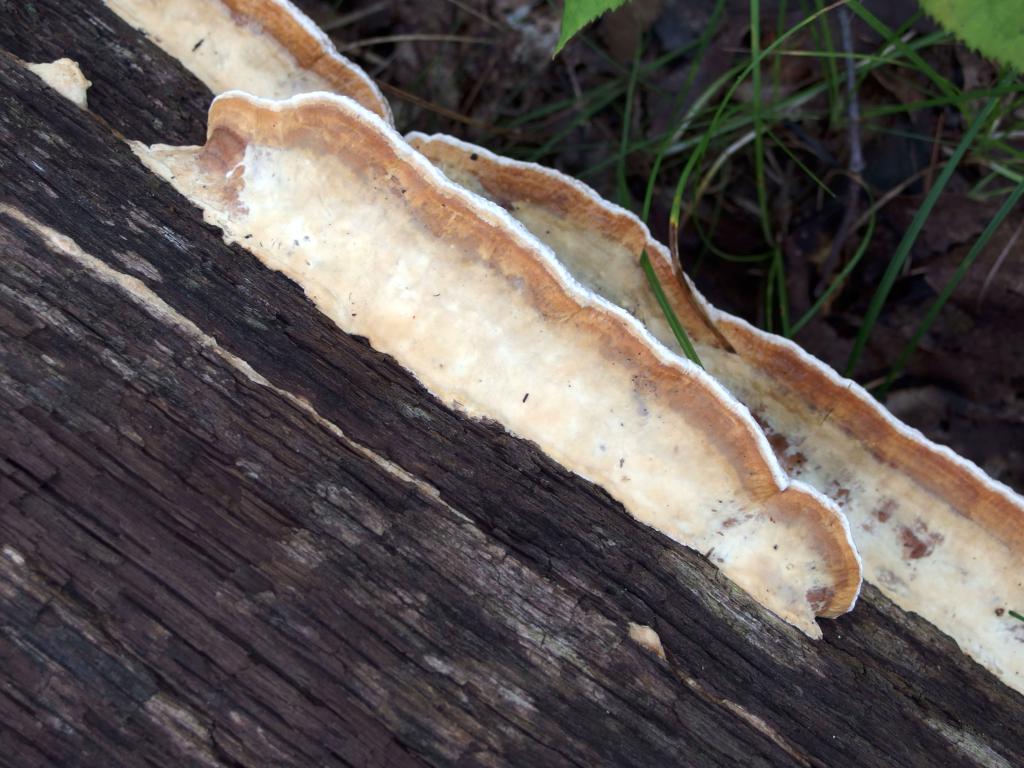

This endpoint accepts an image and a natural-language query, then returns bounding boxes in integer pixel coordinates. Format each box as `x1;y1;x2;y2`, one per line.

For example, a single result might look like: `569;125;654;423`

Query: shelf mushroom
132;91;863;637
104;0;392;122
407;132;1024;695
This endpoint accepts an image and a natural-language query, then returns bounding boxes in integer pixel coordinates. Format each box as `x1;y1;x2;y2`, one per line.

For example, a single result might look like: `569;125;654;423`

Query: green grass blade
811;0;842;125
765;257;778;331
874;177;1024;396
579;18;968;180
668;0;846;247
639;0;726;221
524;85;624;161
775;247;791;334
752;0;790;335
640;250;703;366
860;82;1024;119
617;42;643;208
847;1;960;102
500;83;616;129
766;128;836;197
844;88;1004;376
751;0;770;244
790;201;877;335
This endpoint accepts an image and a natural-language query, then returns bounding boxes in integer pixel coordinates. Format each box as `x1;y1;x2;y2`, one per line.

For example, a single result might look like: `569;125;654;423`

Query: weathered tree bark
0;3;1022;766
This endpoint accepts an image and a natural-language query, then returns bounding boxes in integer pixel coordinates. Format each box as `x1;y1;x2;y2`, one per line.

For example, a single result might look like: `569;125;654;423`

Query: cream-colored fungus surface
707;337;1024;692
133;92;861;637
105;0;391;120
26;58;91;109
409;132;1024;695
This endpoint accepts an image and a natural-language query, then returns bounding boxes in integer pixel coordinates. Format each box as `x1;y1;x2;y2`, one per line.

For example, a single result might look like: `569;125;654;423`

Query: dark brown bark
0;3;1022;766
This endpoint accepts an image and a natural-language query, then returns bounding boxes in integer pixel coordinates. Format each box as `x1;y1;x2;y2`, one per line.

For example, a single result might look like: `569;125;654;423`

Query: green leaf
918;0;1024;70
554;0;630;55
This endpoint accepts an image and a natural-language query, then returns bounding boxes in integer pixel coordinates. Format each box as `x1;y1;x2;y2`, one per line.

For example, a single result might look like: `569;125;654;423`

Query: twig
852;166;931;232
442;0;505;30
339;34;494;53
375;81;515;134
815;6;864;295
839;9;864;176
694;130;758;202
923;111;946;194
320;1;389;32
977;217;1024;308
459;49;502;115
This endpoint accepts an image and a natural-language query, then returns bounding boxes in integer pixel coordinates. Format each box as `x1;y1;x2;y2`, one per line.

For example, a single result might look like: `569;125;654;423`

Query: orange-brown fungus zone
220;0;391;121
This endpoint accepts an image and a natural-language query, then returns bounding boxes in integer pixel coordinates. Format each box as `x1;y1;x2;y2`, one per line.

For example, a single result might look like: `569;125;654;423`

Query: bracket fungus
104;0;392;122
408;132;1024;694
132;92;862;636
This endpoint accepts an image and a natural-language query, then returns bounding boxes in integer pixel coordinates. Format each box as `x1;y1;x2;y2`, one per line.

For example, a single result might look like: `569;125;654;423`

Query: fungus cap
105;0;392;122
133;92;862;636
407;131;1024;694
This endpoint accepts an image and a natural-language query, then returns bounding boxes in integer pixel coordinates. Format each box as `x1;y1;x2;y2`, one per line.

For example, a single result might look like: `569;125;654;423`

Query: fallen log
1;3;1022;766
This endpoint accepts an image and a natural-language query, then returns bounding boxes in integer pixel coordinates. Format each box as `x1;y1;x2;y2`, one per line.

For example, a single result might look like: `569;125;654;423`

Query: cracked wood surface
0;3;1022;766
